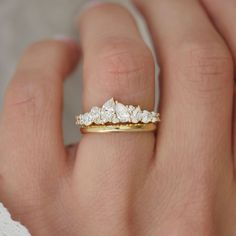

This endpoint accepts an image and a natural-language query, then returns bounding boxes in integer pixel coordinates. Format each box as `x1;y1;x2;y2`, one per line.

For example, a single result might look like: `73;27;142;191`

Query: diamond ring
75;98;160;133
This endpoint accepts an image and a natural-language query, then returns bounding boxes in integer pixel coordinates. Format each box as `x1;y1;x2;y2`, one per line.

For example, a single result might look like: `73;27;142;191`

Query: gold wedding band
76;98;160;133
80;123;157;133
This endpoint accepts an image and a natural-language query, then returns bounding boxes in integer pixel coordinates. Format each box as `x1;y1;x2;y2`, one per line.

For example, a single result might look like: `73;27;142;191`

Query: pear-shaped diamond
131;106;142;123
115;102;130;122
102;98;115;112
100;98;116;124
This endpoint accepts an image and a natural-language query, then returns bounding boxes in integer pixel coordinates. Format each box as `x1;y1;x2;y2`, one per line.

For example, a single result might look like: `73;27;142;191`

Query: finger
133;0;234;165
75;3;155;233
200;0;236;167
132;0;234;232
0;39;79;188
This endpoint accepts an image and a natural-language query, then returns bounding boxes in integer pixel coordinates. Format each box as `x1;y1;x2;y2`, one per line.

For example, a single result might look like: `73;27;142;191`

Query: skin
0;0;236;235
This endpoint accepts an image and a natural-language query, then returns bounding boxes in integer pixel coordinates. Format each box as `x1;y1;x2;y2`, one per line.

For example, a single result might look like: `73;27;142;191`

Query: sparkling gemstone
151;112;159;123
82;113;93;126
102;98;115;112
115;102;130;122
75;115;80;125
112;116;119;124
78;114;84;125
128;105;135;113
152;117;158;122
101;110;113;123
142;110;152;123
131;106;142;123
90;106;101;124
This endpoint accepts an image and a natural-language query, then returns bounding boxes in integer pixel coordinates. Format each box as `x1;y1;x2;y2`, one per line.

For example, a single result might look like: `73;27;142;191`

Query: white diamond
131;106;142;123
83;113;93;126
100;98;116;123
142;110;152;123
151;112;159;123
91;106;100;116
101;110;113;123
128;105;135;113
102;98;115;112
90;106;101;124
77;114;84;125
115;102;130;122
75;115;80;125
112;116;119;124
152;117;158;122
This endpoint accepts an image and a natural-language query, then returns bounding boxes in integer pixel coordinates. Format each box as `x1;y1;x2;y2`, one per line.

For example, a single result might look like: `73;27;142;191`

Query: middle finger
74;3;155;233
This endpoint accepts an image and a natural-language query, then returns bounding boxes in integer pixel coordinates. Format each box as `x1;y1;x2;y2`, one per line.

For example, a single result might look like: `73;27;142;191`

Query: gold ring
75;98;160;133
81;123;157;133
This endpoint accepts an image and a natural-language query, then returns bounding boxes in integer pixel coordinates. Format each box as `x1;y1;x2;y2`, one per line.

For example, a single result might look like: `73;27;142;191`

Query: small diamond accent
141;110;152;123
90;106;101;124
82;113;93;126
128;105;135;113
112;116;119;124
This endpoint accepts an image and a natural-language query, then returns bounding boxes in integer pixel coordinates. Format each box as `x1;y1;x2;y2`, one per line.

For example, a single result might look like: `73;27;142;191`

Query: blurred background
0;1;154;234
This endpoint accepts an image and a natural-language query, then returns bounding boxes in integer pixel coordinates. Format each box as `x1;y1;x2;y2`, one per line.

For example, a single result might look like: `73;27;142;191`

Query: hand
0;1;236;235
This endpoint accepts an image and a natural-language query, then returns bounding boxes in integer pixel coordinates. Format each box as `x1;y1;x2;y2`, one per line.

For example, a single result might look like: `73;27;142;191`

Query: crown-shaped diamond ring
76;98;160;133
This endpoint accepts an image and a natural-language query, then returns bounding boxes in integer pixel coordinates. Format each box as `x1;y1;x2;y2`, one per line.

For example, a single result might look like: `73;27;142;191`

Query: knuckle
178;42;233;96
21;40;71;70
24;40;65;57
85;38;154;94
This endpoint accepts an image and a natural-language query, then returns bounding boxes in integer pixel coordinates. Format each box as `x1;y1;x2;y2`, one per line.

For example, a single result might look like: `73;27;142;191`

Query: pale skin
1;0;236;235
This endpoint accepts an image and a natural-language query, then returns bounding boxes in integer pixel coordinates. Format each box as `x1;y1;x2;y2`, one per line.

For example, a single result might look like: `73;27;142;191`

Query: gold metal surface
80;123;157;133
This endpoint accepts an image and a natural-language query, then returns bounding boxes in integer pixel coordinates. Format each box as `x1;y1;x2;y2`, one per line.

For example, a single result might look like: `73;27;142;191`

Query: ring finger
73;3;156;232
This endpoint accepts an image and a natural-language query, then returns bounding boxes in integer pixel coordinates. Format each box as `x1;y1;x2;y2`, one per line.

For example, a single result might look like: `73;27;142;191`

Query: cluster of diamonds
76;98;160;127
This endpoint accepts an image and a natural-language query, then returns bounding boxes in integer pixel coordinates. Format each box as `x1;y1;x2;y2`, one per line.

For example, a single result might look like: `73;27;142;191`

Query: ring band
80;123;157;133
76;98;160;133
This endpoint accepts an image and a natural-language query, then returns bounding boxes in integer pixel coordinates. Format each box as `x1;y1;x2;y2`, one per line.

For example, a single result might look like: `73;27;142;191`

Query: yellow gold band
80;123;157;134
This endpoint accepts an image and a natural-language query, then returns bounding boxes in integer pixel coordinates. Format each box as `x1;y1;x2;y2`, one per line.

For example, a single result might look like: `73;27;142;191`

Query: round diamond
151;112;159;123
83;113;93;126
141;110;152;123
90;106;101;124
75;115;81;125
128;105;135;113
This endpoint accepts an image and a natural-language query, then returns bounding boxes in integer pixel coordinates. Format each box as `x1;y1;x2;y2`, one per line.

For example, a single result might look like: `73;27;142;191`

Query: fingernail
54;35;79;49
53;35;80;59
54;35;77;45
